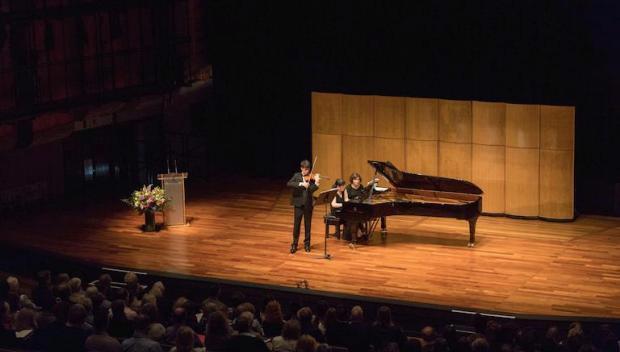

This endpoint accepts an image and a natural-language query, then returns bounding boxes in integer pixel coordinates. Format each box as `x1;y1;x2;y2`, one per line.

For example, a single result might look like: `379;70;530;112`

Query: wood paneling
540;149;574;219
439;99;472;143
405;98;438;141
374;138;405;170
374;96;405;139
473;101;506;145
439;142;472;181
540;105;575;151
505;147;539;217
506;104;540;148
342;94;374;137
472;144;505;213
312;92;342;135
342;135;375;184
406;140;438;175
311;92;574;220
311;133;342;191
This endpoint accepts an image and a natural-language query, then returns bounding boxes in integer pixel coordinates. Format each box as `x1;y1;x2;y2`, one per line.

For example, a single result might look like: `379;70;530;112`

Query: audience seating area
0;268;618;352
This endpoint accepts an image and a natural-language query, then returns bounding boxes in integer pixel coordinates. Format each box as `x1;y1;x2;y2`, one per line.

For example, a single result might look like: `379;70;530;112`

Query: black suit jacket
287;172;319;207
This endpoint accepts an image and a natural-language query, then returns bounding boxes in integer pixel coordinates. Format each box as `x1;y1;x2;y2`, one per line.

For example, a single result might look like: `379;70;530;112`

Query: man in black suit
286;159;319;253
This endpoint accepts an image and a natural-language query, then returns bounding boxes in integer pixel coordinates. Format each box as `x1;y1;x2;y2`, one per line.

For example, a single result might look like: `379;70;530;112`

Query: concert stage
2;180;620;320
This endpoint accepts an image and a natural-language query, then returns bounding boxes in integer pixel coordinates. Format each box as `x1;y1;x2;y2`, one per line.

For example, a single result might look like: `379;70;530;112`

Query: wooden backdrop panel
506;104;540;148
473;101;506;145
439;99;472;143
374;96;405;139
540;149;574;219
375;138;406;170
472;144;505;213
311;133;342;192
406;140;438;175
312;92;342;135
405;98;439;141
439;142;472;181
540;105;575;151
343;94;374;137
342;135;375;184
505;147;539;217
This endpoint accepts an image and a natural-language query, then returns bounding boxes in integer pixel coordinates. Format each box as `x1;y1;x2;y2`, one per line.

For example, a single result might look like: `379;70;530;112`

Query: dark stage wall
205;1;620;216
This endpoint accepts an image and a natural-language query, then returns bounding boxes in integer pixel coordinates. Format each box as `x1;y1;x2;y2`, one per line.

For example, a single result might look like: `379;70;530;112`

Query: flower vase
143;210;157;232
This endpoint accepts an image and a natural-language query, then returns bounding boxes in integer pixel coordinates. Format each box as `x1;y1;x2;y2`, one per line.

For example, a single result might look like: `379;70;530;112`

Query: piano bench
324;214;342;240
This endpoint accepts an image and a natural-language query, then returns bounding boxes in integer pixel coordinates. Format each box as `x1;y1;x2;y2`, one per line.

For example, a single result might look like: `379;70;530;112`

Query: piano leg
380;216;387;241
468;216;478;247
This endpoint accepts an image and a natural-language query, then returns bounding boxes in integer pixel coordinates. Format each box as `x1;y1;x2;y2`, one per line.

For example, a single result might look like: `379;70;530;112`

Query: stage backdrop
311;92;574;220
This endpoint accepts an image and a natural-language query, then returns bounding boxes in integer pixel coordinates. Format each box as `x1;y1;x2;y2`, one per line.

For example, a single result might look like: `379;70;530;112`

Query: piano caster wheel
468;242;475;248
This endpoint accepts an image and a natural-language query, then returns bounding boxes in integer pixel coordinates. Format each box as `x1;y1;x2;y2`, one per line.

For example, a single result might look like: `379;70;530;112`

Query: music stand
313;188;338;260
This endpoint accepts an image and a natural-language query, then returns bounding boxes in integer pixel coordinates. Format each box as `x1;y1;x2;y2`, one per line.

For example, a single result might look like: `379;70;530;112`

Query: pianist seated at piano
345;172;379;202
330;178;349;214
344;173;381;244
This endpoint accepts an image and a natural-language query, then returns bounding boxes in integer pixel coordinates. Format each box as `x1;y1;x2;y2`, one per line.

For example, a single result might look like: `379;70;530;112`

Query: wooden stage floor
2;180;620;319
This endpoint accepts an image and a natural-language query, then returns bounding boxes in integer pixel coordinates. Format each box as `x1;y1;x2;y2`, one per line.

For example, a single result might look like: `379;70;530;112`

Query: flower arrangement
122;184;168;214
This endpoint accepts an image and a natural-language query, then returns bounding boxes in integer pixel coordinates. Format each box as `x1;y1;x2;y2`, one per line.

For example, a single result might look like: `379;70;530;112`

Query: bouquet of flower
122;184;168;213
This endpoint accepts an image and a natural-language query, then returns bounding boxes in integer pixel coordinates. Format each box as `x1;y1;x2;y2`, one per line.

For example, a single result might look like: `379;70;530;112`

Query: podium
157;172;188;226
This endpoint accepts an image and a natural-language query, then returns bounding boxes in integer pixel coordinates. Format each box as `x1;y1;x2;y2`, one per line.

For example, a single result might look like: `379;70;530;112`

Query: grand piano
339;160;483;247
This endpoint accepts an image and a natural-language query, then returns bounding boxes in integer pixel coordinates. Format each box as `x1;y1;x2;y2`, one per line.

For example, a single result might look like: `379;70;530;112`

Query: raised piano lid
368;160;483;195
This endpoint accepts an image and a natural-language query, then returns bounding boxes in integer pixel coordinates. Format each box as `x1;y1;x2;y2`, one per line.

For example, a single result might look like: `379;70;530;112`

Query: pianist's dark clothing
287;172;319;246
346;184;367;202
331;191;345;215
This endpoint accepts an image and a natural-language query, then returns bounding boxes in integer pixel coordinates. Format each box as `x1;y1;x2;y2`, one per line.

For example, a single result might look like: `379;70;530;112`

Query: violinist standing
286;159;320;253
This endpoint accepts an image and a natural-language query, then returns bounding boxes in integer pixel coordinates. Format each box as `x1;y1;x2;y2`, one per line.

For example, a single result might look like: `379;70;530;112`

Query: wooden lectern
157;172;188;226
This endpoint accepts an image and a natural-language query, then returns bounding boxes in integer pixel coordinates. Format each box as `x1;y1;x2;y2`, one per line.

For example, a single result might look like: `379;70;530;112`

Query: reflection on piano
339;160;483;247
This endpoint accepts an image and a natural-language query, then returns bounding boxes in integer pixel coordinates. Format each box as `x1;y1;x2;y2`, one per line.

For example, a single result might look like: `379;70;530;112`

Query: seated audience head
140;302;159;323
148;323;166;342
296;334;318;352
236;302;256;318
282;319;301;341
67;303;87;327
6;276;19;292
421;326;436;343
375;306;393;327
124;272;139;291
36;270;52;287
206;310;230;338
297;307;313;326
56;273;70;285
172;306;188;325
235;311;254;333
97;273;112;292
85;285;98;298
263;300;283;323
175;326;196;352
351;305;364;322
67;277;82;294
324;307;337;326
150;281;165;299
54;283;71;302
471;337;490;352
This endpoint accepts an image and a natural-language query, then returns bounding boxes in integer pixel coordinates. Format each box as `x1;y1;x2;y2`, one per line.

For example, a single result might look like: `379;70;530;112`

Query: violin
301;156;329;184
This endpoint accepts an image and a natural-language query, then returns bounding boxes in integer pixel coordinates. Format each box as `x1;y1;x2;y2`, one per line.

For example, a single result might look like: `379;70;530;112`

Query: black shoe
304;244;311;252
290;244;297;254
